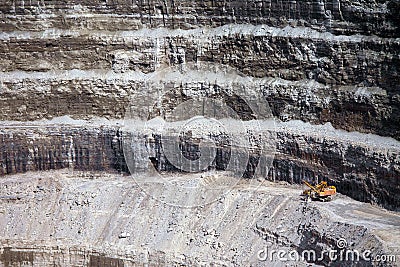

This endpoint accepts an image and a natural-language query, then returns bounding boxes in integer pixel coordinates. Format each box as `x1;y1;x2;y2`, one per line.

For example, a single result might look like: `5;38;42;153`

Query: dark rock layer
1;0;399;37
1;77;398;140
1;124;398;210
1;30;398;89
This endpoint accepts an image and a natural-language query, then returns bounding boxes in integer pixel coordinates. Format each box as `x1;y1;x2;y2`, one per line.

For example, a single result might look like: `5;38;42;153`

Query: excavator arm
303;180;319;193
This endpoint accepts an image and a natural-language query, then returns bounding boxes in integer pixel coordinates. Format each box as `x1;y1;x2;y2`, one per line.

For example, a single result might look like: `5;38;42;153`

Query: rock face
0;171;399;266
0;1;399;37
1;70;399;138
1;120;399;210
0;0;399;266
0;4;399;139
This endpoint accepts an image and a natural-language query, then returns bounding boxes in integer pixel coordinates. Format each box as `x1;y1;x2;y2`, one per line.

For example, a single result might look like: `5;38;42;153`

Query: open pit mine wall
1;125;399;211
0;0;399;37
0;1;399;208
0;2;399;139
1;75;399;139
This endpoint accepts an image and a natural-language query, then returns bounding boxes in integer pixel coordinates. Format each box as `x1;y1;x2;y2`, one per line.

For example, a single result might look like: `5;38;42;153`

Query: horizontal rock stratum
1;118;399;211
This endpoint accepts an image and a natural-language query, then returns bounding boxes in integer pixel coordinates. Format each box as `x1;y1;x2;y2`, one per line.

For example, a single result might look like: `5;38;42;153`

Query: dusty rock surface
0;170;399;266
0;1;399;266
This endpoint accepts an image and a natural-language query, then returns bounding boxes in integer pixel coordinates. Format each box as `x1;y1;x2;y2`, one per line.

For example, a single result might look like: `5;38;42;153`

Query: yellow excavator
302;180;336;202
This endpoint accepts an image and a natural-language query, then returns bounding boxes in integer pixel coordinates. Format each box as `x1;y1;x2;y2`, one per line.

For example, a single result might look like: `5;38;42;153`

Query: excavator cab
302;180;336;202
